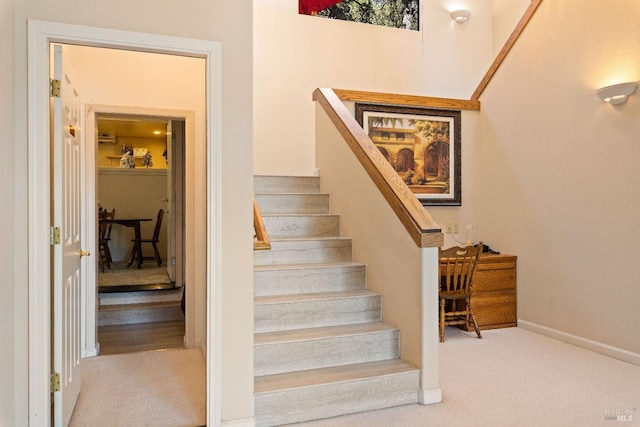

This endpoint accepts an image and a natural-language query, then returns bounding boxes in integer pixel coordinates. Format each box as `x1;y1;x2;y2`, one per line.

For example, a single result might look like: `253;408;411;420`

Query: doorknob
78;250;91;258
162;198;169;202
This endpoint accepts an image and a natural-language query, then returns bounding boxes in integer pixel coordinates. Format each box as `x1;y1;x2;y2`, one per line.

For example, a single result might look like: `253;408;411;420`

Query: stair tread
255;290;378;305
263;213;339;217
269;236;350;242
255;192;329;196
254;359;417;393
255;322;396;345
254;261;364;272
99;300;181;311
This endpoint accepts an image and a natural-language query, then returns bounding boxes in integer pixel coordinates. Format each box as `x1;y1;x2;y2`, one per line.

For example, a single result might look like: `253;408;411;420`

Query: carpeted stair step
254;322;399;376
254;290;381;333
262;213;340;239
254;175;320;194
254;359;419;426
255;193;330;215
254;238;353;266
254;261;366;297
98;300;184;326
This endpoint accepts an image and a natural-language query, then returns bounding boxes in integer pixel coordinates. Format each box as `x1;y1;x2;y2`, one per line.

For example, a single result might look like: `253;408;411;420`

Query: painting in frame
299;0;420;31
356;103;461;206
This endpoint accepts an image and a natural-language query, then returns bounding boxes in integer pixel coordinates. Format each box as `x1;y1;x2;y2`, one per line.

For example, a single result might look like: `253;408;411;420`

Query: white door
52;43;84;427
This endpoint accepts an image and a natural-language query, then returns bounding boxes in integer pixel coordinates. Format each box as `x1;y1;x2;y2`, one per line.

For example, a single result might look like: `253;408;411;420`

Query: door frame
27;20;222;426
86;105;195;357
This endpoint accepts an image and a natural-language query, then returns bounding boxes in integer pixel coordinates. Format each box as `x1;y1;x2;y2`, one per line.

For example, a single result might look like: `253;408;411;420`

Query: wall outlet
446;223;459;234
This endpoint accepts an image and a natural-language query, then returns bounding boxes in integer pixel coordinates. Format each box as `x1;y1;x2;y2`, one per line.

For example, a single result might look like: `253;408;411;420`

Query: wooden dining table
99;217;152;269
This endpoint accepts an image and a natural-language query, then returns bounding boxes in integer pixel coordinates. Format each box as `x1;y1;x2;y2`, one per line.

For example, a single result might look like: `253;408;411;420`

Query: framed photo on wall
299;0;420;31
356;103;461;206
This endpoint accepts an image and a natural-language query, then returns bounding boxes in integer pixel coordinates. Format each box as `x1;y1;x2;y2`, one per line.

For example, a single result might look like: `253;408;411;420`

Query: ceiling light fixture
595;82;637;105
450;9;471;24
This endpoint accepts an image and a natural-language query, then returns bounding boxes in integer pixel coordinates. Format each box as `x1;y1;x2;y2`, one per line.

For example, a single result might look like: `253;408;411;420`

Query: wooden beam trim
333;88;480;111
471;0;544;101
253;196;271;251
314;88;444;248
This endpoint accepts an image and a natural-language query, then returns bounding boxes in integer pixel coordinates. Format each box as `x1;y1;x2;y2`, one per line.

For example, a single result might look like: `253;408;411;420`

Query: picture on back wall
299;0;419;31
356;102;462;206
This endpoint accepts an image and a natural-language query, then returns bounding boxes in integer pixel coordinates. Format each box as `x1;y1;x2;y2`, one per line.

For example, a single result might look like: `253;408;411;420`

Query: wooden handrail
313;87;443;248
253;196;271;251
471;0;544;101
334;88;480;111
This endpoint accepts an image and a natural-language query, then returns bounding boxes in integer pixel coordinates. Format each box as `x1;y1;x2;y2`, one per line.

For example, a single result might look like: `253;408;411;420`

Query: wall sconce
450;9;471;24
595;82;637;105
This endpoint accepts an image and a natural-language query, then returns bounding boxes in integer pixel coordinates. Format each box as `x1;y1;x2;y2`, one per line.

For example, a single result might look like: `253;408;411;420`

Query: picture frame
356;102;461;206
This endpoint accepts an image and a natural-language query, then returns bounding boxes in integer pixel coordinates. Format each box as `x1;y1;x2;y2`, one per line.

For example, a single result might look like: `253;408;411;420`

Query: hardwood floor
98;319;185;355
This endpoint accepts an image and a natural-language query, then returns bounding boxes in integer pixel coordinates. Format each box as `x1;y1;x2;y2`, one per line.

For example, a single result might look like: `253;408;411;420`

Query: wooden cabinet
459;253;517;331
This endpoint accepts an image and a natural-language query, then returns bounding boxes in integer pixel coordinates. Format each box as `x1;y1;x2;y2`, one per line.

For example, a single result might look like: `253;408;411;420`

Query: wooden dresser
459;253;517;331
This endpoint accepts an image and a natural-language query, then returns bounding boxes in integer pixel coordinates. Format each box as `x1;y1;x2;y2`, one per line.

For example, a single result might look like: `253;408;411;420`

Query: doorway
27;21;223;426
95;114;187;355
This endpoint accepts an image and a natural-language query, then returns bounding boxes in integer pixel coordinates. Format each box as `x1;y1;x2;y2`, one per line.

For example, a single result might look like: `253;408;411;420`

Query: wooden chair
128;208;164;267
98;208;116;273
439;242;483;342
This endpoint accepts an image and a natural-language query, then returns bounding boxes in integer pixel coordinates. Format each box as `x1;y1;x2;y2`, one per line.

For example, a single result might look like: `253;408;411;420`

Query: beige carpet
294;327;640;427
70;348;205;427
98;262;172;288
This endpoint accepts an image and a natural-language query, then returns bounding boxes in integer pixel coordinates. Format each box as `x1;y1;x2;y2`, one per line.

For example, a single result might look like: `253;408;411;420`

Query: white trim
221;417;256;427
88;104;196;356
518;320;640;366
27;20;222;427
419;388;443;405
98;168;169;176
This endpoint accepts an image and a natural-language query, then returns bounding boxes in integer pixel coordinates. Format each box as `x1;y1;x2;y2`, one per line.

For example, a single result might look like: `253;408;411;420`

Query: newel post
419;246;442;404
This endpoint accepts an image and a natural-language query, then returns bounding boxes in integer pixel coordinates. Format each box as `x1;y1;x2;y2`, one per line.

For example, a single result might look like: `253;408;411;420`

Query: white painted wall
475;0;640;354
98;169;169;262
10;0;254;424
254;0;495;176
491;0;530;56
1;0;16;424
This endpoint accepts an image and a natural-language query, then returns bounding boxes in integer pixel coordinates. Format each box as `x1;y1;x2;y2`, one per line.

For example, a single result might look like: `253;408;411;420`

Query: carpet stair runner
253;175;419;426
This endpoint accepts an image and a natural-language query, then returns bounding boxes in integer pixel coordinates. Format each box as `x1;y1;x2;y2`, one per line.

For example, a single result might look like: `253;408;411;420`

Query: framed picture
299;0;419;31
356;103;461;206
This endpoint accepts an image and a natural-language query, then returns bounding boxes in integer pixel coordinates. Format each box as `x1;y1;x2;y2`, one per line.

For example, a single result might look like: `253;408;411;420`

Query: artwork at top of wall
356;103;461;206
299;0;419;31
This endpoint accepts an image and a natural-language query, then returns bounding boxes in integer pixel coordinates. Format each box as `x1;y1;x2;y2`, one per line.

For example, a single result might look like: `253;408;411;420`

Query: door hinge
50;79;61;98
50;226;61;245
50;372;61;393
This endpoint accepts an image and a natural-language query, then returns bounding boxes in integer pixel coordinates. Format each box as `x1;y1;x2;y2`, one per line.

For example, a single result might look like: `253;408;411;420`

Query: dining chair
98;208;116;273
128;208;165;267
439;242;483;342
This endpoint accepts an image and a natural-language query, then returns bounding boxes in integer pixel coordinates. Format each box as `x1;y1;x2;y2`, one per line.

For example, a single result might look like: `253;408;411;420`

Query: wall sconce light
450;9;471;24
595;82;637;105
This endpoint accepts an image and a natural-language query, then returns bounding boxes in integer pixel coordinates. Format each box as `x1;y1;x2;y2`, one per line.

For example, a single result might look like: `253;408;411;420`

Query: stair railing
313;87;450;248
313;87;477;406
253;196;271;251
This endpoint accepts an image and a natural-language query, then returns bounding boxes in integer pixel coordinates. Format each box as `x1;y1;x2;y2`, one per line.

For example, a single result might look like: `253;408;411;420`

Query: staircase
254;176;419;426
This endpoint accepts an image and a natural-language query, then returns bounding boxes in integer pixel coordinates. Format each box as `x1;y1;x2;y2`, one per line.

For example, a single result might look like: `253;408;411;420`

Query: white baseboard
518;320;640;366
419;388;442;405
221;417;255;427
82;343;100;358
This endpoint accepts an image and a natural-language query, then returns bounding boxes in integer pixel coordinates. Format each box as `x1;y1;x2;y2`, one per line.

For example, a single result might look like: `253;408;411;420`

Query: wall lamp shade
450;9;471;24
595;82;637;105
